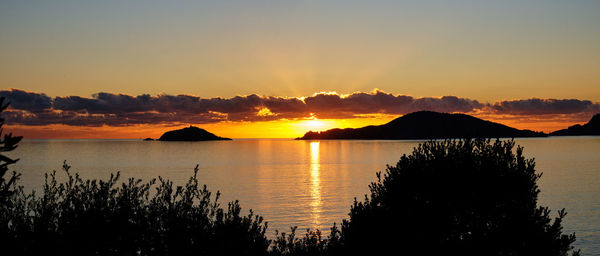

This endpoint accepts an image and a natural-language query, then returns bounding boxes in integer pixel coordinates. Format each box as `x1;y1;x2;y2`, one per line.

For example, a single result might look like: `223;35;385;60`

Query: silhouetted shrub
269;225;341;256
1;163;270;255
337;139;579;256
0;97;23;203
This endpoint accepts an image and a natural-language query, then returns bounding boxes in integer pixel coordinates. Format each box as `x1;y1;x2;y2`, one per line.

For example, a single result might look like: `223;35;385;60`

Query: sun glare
303;119;325;130
309;141;321;228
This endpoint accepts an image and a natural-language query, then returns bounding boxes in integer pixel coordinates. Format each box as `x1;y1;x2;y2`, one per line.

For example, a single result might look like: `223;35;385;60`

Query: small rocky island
550;113;600;136
156;126;231;141
297;111;546;140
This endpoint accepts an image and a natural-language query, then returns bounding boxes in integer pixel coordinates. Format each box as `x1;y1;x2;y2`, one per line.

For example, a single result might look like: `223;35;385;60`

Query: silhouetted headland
550;113;600;136
297;111;547;140
157;126;231;141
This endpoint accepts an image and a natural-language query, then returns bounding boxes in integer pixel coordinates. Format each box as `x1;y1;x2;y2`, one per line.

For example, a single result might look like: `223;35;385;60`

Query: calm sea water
8;137;600;254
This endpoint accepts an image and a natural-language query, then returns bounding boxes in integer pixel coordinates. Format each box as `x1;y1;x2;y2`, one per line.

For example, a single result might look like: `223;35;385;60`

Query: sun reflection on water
309;141;322;229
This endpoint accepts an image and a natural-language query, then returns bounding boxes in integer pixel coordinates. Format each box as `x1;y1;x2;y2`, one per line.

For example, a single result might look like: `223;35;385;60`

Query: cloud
489;98;600;115
303;91;484;118
0;89;52;113
0;88;598;127
53;93;155;114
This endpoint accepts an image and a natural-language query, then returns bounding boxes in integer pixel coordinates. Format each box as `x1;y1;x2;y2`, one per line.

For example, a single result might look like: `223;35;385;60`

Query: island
297;111;547;140
156;126;232;141
550;113;600;136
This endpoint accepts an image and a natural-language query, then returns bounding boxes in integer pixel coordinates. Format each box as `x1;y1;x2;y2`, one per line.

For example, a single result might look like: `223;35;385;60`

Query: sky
1;0;599;138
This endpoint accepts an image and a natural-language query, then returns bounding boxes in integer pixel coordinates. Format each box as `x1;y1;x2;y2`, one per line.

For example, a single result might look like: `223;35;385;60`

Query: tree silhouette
337;139;579;256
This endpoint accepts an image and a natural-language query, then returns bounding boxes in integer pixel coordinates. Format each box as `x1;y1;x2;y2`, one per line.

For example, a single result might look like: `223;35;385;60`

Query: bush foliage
1;163;271;255
0;97;23;203
338;139;579;256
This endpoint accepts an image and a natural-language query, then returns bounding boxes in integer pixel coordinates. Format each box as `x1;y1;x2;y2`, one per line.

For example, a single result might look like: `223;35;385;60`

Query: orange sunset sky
1;1;599;138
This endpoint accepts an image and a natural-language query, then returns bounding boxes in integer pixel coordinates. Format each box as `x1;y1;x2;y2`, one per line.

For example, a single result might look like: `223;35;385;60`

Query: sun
295;117;332;132
304;119;325;130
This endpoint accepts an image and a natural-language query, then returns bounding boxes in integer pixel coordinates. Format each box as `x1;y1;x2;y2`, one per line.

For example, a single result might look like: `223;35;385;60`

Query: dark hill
297;111;546;140
158;126;231;141
550;113;600;136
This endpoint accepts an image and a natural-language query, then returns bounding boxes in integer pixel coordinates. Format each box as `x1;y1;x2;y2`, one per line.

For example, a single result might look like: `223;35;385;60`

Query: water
8;137;600;254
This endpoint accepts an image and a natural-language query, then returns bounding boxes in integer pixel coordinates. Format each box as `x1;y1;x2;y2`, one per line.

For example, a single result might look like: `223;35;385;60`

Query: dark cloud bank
1;89;598;127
